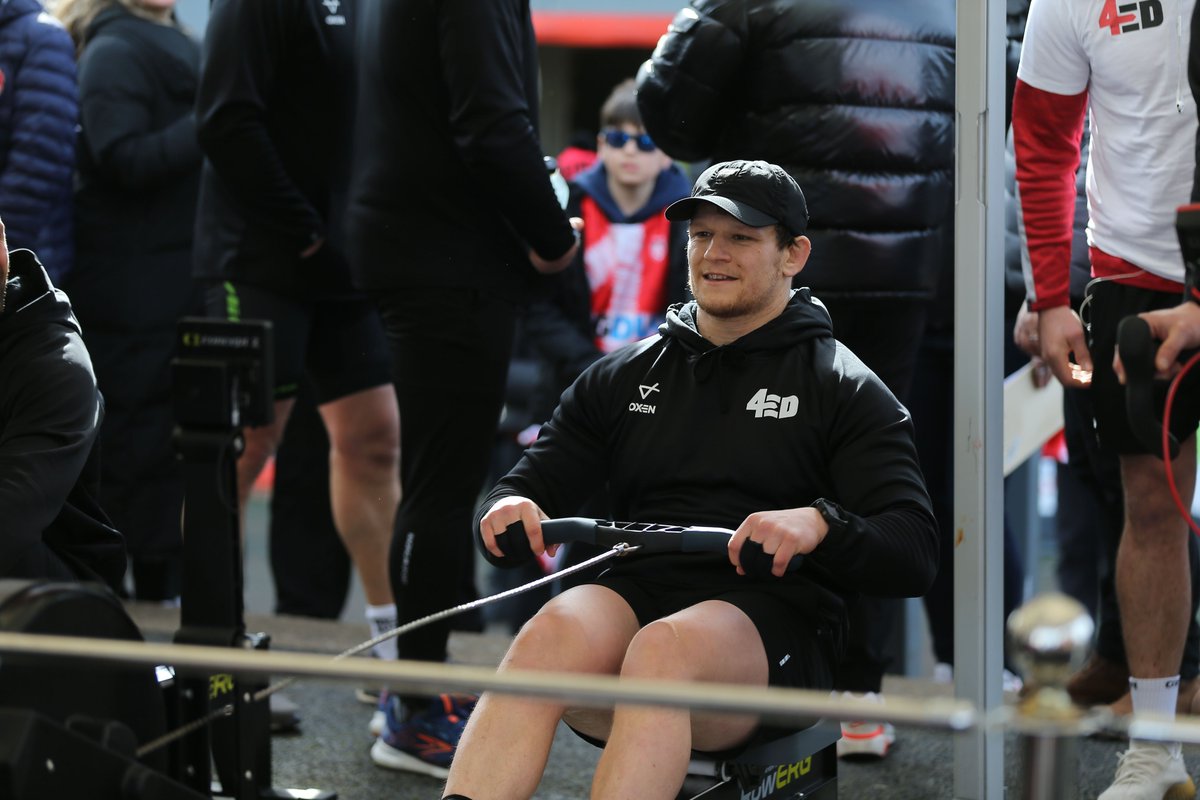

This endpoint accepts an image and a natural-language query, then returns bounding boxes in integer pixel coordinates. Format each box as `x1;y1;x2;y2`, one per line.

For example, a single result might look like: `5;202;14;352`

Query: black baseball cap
665;160;808;236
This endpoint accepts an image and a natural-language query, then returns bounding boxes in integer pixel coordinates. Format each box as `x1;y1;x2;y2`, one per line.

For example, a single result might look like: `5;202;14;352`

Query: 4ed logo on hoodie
746;388;799;420
1099;0;1163;35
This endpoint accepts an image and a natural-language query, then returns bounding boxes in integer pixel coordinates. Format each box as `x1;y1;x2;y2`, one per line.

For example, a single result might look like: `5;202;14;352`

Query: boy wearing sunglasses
524;78;692;398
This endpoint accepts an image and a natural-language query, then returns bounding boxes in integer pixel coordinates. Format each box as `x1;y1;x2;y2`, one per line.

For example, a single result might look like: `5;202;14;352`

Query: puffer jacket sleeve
0;16;76;253
635;0;745;162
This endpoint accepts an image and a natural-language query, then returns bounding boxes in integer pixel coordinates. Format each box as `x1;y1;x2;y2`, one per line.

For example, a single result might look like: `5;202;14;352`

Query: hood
574;162;692;224
0;0;52;27
659;289;834;411
661;288;833;355
84;4;178;45
0;249;81;337
85;4;131;39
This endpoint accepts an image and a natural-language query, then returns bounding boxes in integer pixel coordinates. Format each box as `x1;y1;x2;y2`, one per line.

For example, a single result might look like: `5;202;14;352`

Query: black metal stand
170;318;333;800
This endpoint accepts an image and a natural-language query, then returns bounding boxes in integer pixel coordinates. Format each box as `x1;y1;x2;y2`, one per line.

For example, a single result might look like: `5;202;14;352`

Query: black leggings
376;287;516;672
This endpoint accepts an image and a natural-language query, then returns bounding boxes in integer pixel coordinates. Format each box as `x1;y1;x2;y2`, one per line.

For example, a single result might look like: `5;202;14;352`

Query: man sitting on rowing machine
443;161;939;800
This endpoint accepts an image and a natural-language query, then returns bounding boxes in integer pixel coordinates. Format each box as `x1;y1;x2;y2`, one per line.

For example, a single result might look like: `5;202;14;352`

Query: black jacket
193;0;356;296
345;0;575;300
0;250;125;589
637;0;955;300
479;291;938;625
65;6;201;331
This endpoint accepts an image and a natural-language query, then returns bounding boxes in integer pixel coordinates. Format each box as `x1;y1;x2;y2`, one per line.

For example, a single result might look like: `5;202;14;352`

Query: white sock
1130;675;1181;757
366;603;398;661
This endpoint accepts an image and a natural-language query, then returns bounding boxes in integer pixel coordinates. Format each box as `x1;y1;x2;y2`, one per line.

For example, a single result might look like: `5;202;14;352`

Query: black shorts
205;281;392;404
1086;280;1200;455
579;557;841;754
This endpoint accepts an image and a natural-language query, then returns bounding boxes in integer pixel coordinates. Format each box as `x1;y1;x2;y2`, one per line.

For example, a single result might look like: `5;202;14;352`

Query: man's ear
782;235;811;278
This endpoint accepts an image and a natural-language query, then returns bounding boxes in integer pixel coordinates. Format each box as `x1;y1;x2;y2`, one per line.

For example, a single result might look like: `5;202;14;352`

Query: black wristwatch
810;497;847;536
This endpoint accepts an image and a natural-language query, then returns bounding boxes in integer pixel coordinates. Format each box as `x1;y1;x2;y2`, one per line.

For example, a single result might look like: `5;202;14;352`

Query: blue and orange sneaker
369;693;477;778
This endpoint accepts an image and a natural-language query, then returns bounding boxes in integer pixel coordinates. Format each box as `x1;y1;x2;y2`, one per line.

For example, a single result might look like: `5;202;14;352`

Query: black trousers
375;287;516;669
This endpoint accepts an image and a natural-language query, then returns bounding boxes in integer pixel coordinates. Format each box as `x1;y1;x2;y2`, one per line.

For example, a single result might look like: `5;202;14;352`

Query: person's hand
1037;305;1093;388
529;218;584;275
478;495;553;560
728;508;828;578
1113;302;1200;382
299;237;325;259
1013;304;1041;357
1013;305;1053;387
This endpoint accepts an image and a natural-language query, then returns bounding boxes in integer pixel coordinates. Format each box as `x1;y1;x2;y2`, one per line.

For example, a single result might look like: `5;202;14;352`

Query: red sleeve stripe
1012;79;1089;311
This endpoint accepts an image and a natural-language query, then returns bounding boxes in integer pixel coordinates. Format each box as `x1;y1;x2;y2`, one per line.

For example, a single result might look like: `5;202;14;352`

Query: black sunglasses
602;129;656;152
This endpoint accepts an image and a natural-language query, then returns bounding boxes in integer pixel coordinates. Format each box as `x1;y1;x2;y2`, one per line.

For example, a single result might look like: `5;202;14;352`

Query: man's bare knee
324;396;400;475
504;604;628;681
503;607;597;672
330;426;399;474
620;619;694;681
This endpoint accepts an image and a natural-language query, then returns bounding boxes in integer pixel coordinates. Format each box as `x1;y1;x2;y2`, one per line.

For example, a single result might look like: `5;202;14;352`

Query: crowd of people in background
3;0;1200;796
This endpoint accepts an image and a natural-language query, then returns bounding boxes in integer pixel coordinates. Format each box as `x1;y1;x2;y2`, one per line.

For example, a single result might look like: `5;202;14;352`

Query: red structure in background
531;11;672;48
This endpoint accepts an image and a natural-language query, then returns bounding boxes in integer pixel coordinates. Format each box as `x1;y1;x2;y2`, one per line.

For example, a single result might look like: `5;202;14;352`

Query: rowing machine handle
492;517;802;578
1117;315;1180;460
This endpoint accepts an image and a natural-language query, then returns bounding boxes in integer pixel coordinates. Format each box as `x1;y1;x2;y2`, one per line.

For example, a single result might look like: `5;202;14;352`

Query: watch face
816;499;843;527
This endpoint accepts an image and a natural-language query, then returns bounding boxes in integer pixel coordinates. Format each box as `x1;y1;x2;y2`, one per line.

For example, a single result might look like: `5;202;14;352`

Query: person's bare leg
444;585;639;800
318;385;400;606
591;600;769;800
1117;441;1196;683
234;397;296;528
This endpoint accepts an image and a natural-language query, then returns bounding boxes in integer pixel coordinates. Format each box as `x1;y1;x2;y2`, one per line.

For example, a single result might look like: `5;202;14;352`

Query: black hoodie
477;290;938;629
0;250;125;589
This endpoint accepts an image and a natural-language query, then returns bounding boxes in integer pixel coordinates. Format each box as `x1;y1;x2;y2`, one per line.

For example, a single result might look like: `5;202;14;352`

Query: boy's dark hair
600;78;642;130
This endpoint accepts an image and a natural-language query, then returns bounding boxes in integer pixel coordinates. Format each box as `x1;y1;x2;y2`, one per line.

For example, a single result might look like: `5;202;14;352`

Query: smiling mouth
703;273;735;281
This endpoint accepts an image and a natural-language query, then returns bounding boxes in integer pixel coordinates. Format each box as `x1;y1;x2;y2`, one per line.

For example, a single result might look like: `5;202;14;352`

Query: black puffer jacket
636;0;955;299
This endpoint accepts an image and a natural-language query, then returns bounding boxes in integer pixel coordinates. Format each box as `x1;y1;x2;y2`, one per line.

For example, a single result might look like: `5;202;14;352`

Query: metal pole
1008;593;1096;799
954;0;1006;797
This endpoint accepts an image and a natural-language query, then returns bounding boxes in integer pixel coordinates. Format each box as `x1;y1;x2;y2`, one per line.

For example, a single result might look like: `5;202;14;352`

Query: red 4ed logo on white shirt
1098;0;1164;35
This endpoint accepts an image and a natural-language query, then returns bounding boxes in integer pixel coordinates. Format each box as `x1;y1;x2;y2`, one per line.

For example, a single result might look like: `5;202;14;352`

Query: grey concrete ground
124;603;1197;800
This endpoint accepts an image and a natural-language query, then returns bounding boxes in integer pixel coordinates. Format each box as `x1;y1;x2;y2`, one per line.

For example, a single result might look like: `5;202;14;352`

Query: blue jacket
0;0;76;283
